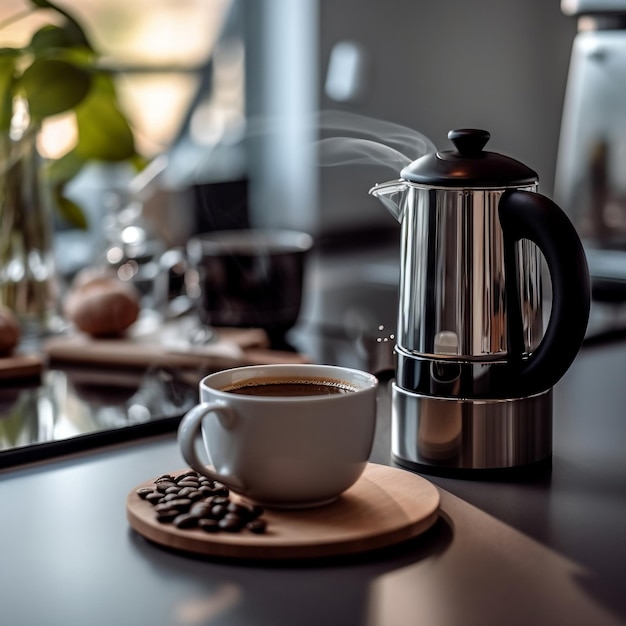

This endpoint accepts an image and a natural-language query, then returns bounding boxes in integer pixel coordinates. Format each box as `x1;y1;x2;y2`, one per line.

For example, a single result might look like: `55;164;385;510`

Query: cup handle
177;402;246;492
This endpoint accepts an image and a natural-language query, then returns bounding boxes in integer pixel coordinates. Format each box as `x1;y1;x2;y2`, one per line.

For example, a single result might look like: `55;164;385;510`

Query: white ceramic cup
177;363;378;508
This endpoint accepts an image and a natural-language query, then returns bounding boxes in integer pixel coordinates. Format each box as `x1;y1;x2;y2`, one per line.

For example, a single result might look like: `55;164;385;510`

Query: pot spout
368;179;408;222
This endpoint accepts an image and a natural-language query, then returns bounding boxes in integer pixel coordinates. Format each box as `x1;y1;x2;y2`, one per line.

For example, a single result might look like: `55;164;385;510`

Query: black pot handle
498;190;590;396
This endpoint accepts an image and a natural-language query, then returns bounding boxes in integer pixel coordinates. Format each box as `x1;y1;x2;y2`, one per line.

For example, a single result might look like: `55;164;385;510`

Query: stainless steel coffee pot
370;129;591;475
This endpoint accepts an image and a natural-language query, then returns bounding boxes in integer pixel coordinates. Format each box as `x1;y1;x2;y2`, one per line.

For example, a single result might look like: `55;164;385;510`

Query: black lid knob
448;129;490;156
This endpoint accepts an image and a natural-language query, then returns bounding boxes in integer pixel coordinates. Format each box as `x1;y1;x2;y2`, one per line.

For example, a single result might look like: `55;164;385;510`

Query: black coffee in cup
221;377;357;397
186;230;313;335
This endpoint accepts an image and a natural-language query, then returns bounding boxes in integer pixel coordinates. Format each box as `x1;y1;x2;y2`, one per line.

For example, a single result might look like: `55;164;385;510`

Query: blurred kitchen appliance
370;129;590;475
556;0;626;300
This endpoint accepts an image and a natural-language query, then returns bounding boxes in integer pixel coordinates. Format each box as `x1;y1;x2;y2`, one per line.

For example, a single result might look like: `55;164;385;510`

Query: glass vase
0;126;60;340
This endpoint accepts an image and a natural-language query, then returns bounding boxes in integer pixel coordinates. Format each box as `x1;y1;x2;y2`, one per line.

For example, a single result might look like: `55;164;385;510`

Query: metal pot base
391;383;552;475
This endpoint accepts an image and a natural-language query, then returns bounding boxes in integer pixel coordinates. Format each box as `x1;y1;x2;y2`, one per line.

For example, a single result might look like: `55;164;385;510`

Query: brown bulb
64;276;141;337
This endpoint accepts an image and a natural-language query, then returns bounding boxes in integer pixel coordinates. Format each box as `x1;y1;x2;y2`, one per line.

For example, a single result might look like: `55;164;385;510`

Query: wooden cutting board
126;463;440;561
44;326;310;371
0;354;43;381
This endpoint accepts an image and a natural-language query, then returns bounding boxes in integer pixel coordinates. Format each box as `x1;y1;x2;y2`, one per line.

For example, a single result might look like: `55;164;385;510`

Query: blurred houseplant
0;0;144;337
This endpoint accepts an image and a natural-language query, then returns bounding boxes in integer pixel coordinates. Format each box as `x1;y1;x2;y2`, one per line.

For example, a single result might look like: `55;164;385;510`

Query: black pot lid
400;129;537;187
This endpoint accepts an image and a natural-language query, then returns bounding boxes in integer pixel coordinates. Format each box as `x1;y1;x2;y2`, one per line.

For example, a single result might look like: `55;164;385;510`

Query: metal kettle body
370;129;591;475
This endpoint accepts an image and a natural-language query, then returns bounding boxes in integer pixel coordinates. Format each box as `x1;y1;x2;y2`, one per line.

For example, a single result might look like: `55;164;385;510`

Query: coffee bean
141;469;269;536
248;505;265;519
224;512;245;525
247;519;267;534
156;481;176;493
175;471;199;482
146;492;164;504
227;502;255;521
189;502;213;517
173;514;199;529
211;504;228;519
154;502;177;512
218;517;243;532
164;498;192;512
212;484;229;496
156;509;180;523
162;492;183;502
178;480;199;488
228;502;263;520
187;490;204;502
198;519;220;533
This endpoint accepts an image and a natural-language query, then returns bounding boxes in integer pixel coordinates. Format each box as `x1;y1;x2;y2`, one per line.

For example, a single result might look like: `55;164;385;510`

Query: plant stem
0;8;34;32
0;125;58;336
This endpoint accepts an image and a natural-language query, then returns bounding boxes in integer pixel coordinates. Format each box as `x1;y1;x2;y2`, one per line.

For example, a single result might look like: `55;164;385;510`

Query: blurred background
7;0;626;455
0;0;578;270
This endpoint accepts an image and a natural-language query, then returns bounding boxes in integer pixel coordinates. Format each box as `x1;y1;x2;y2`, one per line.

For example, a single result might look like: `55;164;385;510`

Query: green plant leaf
74;75;137;161
30;24;82;53
44;150;88;228
53;186;88;229
19;58;92;120
0;49;19;131
45;46;96;70
44;148;85;186
130;152;150;173
1;3;144;227
27;0;93;51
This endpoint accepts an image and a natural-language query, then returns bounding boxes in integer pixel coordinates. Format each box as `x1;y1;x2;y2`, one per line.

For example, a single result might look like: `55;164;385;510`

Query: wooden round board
126;463;440;560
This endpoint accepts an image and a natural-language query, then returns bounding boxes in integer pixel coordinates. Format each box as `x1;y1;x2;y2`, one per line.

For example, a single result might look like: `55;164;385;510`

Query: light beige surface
367;489;623;626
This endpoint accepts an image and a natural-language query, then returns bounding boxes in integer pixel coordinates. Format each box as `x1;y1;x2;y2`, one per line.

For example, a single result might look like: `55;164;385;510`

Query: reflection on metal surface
397;186;543;359
391;383;552;471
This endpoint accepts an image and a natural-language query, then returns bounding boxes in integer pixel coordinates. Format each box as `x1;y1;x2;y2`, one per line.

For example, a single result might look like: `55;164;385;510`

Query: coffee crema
220;377;358;397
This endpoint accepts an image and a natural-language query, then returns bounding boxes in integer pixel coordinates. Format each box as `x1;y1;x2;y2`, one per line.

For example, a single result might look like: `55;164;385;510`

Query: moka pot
370;129;591;475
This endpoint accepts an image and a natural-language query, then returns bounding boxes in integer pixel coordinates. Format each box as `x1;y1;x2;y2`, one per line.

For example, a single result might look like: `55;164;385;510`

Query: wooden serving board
126;463;440;561
0;354;43;381
44;327;310;371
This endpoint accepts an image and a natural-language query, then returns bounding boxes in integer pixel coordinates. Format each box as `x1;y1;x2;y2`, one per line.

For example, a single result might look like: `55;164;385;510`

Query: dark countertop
1;243;625;626
433;337;626;621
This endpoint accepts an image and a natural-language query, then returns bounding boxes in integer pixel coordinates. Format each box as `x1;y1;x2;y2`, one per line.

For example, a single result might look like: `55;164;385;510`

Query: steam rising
244;109;436;172
317;137;413;171
315;110;436;172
